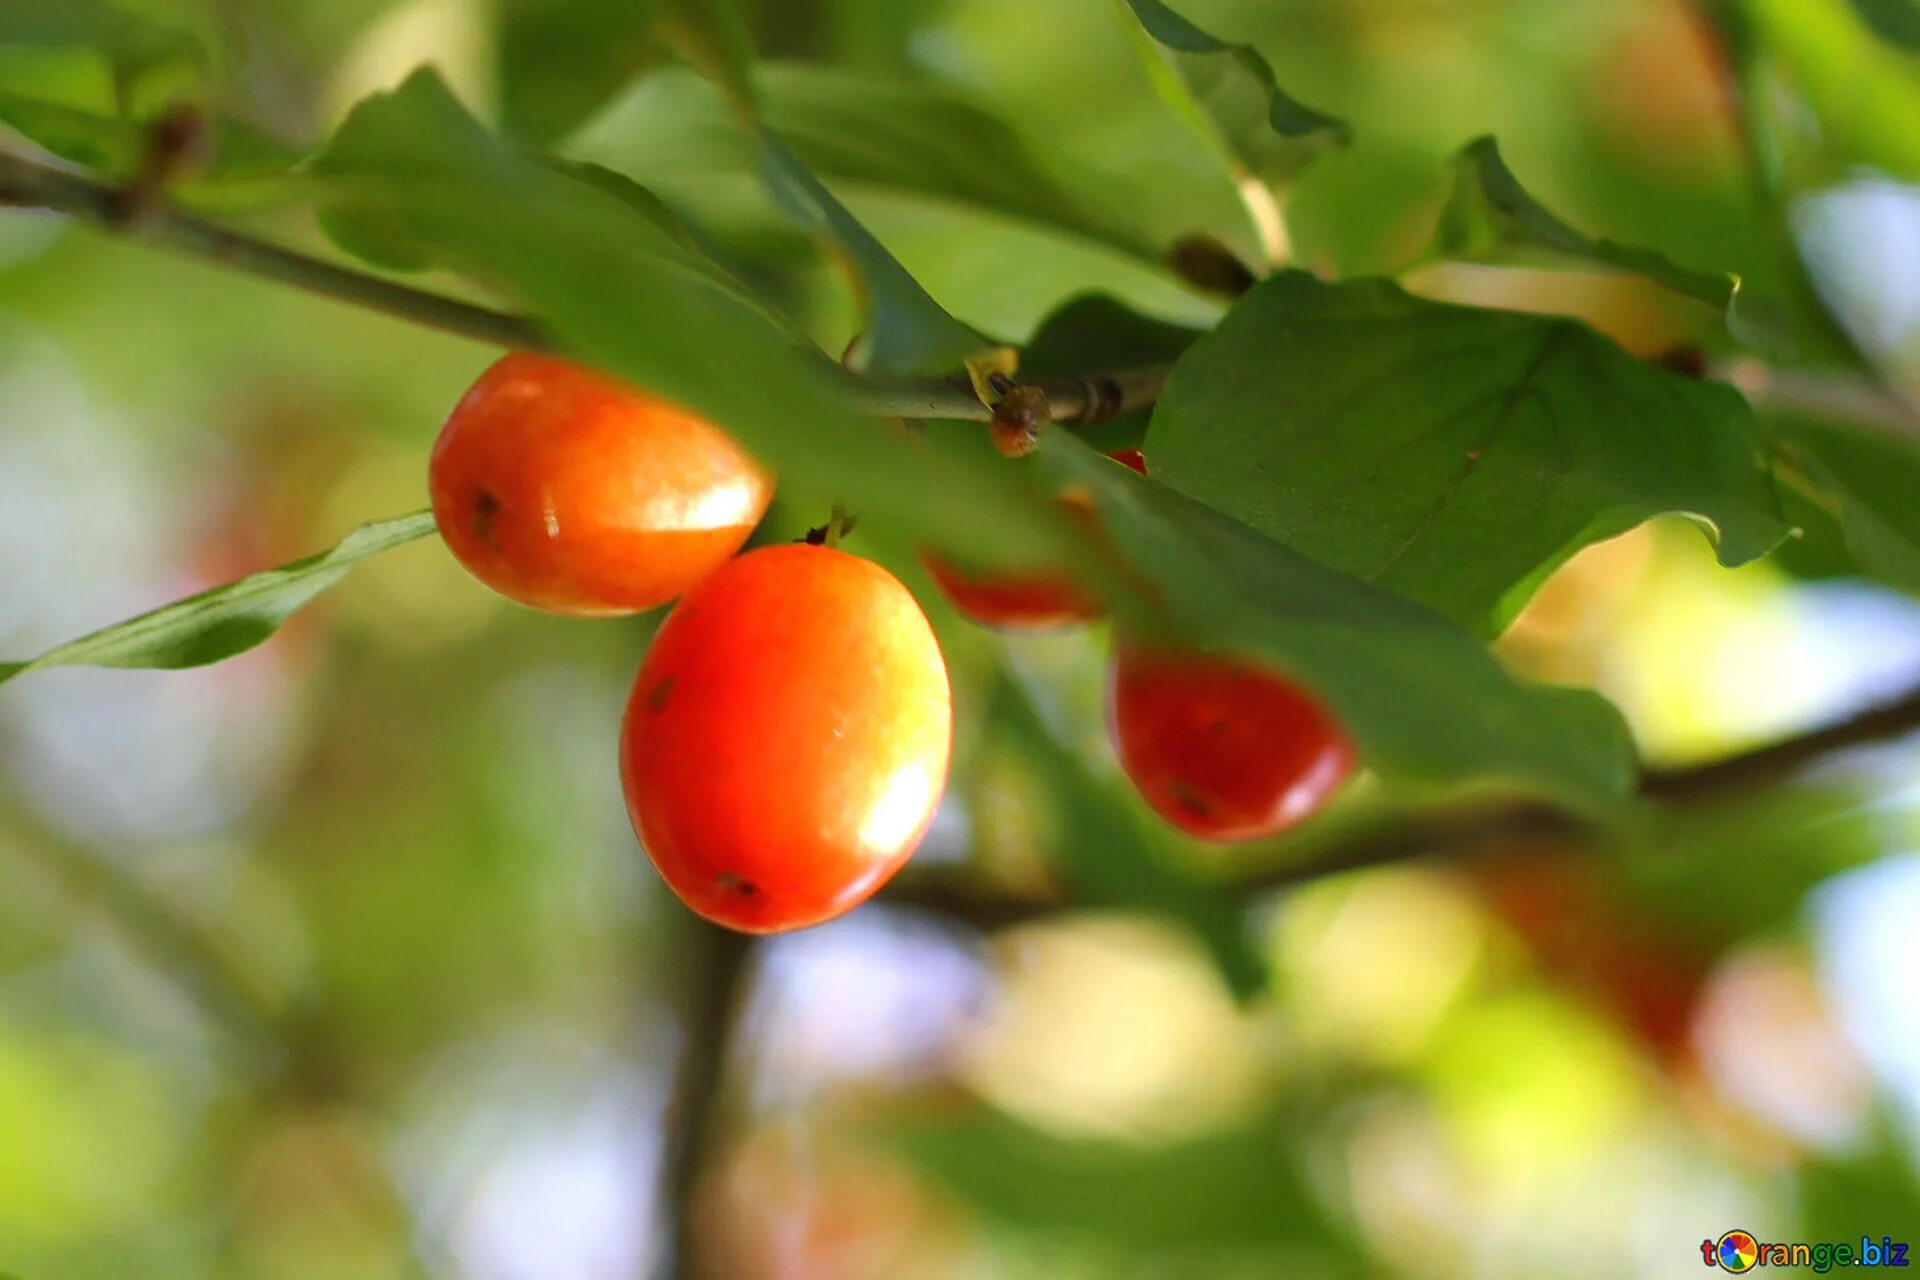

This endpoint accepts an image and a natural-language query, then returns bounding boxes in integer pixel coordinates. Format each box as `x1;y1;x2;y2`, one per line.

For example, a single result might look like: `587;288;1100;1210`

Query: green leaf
0;0;201;82
991;674;1266;999
1848;0;1920;49
887;1105;1355;1259
571;63;1167;265
496;0;667;144
1778;416;1920;593
1434;137;1741;316
1740;0;1920;182
757;125;995;375
0;511;435;686
647;0;757;117
1146;272;1791;635
1019;294;1205;451
1117;0;1349;188
0;90;300;200
1048;444;1637;806
0;87;141;170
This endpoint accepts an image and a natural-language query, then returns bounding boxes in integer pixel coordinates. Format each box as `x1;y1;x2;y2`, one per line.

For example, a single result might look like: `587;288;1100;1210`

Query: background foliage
2;0;1920;1277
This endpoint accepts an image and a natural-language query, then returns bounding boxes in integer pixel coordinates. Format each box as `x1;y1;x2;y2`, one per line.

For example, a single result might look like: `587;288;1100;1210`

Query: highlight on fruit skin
621;543;953;933
1108;644;1354;842
921;448;1146;631
429;351;772;617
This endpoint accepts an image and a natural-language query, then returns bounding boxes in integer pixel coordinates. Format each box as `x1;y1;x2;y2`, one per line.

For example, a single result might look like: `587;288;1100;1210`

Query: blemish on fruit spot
1166;779;1213;818
472;490;501;542
716;872;758;897
646;676;676;711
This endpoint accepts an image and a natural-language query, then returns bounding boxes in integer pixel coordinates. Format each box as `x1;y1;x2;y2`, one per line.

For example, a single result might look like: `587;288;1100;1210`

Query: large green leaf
887;1105;1357;1260
1433;137;1741;316
989;674;1266;999
1146;272;1791;634
0;511;434;685
1117;0;1348;191
1778;416;1920;593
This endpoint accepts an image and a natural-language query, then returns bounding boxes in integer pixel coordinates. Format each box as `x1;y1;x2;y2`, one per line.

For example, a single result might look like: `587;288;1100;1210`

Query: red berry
430;352;772;616
921;449;1142;630
621;544;953;932
1108;646;1354;841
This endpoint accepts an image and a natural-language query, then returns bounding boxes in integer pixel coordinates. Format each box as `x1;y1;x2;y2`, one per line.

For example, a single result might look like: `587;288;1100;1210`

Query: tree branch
0;149;542;351
0;144;1162;425
0;801;285;1068
656;921;754;1280
890;677;1920;929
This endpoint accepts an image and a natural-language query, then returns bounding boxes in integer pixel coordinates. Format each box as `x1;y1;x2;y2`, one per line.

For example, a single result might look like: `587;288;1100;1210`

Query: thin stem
849;365;1171;424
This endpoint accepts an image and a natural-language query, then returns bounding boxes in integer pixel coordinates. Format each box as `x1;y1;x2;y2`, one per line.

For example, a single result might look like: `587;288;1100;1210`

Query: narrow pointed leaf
0;511;435;686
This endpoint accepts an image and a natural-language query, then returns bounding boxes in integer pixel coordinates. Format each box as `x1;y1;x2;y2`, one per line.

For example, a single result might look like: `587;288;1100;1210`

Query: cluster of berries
430;353;1353;934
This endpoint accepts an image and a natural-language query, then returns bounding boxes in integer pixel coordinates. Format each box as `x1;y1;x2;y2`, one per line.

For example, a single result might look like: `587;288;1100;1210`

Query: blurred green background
4;0;1920;1277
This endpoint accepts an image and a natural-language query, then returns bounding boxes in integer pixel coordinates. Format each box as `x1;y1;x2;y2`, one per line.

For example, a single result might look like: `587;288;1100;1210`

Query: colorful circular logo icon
1716;1231;1760;1273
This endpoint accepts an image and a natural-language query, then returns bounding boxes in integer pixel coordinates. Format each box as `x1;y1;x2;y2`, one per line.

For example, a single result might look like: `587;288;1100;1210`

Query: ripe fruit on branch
621;544;953;932
430;352;772;616
1108;646;1354;842
922;449;1147;631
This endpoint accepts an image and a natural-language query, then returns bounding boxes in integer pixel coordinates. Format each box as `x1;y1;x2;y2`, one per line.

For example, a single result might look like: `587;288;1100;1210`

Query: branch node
990;383;1050;457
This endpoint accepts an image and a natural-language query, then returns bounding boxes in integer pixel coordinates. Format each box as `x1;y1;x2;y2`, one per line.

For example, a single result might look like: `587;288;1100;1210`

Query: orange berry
621;544;952;932
429;352;771;616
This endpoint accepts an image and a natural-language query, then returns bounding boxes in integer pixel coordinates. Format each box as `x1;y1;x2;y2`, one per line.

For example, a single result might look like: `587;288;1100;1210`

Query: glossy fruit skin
621;544;953;932
921;449;1144;631
1108;647;1354;842
430;352;772;616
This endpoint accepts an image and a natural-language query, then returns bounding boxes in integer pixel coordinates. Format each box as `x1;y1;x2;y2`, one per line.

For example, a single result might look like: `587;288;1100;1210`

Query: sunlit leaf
0;511;435;685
